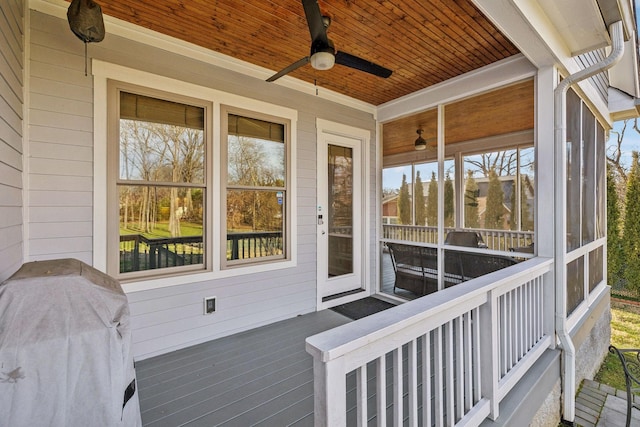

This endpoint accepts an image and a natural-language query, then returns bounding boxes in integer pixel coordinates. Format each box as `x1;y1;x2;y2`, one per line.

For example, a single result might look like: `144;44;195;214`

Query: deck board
137;309;351;426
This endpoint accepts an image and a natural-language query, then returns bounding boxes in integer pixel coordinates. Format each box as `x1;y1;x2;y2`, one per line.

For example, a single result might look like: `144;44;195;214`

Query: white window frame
93;60;298;293
106;81;213;282
220;106;292;269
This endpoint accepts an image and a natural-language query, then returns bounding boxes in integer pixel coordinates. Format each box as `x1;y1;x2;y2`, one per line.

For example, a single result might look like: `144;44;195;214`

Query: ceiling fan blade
335;51;392;78
301;0;329;45
266;57;310;82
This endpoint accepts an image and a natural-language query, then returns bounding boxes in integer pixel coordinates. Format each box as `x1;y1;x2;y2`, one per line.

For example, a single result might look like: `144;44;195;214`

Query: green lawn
594;300;640;390
120;221;203;239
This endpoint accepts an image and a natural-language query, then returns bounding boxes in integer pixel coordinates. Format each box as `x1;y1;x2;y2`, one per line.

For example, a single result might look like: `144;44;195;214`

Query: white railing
306;257;553;426
382;225;534;252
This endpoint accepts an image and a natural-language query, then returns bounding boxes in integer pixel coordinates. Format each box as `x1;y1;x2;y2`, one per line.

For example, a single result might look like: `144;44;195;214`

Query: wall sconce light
414;129;427;151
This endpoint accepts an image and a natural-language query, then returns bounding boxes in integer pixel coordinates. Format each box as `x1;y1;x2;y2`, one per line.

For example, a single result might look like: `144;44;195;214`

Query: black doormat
331;297;397;320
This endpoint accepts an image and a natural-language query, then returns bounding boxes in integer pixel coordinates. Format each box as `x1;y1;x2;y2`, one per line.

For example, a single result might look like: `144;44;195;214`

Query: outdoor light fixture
414;128;427;151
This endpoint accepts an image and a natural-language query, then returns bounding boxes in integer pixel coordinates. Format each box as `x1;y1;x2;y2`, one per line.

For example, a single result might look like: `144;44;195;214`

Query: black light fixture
414;128;427;151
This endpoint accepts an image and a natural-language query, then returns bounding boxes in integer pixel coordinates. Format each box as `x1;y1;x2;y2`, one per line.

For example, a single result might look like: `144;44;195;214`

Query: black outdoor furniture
609;345;640;426
444;230;488;248
387;242;518;296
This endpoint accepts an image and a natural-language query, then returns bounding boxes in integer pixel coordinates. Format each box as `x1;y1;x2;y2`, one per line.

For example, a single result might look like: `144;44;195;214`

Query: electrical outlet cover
204;297;216;314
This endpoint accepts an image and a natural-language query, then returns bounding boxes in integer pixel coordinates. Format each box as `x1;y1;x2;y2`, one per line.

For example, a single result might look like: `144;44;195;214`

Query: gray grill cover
0;259;141;427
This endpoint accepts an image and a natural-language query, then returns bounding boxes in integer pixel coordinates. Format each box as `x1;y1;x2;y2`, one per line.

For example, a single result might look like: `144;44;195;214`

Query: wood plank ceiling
382;80;535;156
85;0;519;106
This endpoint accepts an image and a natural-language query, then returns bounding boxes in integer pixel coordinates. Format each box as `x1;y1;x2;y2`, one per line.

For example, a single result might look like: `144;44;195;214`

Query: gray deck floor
136;310;352;427
135;253;418;427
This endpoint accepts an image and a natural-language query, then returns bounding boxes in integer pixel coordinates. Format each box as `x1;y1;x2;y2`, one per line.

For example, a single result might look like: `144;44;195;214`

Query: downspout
554;20;624;423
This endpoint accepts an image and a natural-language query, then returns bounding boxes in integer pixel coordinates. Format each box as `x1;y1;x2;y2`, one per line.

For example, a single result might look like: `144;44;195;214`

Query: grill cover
0;259;141;427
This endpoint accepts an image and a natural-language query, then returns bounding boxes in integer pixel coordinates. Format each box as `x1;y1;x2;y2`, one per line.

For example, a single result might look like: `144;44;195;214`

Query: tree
608;119;632;184
444;173;454;227
520;175;535;231
484;168;504;229
623;152;640;292
227;135;285;233
414;171;426;226
426;172;438;226
465;150;519;177
464;170;480;228
398;174;411;224
608;164;624;288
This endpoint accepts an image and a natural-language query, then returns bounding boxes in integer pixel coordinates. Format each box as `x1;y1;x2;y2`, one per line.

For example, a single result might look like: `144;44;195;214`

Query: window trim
93;60;298;293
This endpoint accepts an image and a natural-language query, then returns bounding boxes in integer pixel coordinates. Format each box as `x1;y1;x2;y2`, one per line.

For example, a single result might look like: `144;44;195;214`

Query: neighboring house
382;194;399;224
1;0;639;425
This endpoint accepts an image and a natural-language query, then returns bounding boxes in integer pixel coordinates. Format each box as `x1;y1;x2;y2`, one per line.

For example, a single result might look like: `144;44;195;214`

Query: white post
313;354;346;427
480;289;499;420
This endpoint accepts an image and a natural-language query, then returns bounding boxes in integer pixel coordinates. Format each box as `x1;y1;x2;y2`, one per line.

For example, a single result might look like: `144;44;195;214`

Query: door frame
316;119;371;310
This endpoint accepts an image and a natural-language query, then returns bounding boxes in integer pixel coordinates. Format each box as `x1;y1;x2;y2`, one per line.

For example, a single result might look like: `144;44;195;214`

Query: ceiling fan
266;0;392;82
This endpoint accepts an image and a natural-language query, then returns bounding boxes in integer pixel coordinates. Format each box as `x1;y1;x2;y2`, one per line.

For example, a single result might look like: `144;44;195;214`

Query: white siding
29;10;378;360
0;0;24;281
577;48;609;105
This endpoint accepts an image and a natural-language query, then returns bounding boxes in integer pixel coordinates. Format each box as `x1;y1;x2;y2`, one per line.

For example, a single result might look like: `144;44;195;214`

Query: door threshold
322;288;365;302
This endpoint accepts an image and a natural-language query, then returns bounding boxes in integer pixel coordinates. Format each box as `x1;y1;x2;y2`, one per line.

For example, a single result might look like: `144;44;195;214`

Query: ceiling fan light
310;51;335;70
414;128;427;151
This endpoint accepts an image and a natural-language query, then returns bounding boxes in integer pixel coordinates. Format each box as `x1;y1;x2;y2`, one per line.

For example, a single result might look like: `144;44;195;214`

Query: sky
605;0;640;170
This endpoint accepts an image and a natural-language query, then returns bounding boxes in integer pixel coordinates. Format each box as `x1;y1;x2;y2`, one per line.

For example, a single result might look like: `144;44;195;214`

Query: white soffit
537;0;610;55
609;38;640;98
609;87;640;121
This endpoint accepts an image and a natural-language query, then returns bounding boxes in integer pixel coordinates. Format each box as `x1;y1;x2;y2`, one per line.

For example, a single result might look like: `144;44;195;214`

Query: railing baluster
421;333;431;427
472;307;481;404
445;321;455;426
464;312;473;412
356;365;367;427
377;355;387;427
408;339;418;426
393;348;403;426
455;316;464;422
433;326;444;427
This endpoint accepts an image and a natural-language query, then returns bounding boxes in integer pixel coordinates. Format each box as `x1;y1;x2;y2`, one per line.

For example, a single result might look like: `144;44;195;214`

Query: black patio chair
609;345;640;426
444;231;487;248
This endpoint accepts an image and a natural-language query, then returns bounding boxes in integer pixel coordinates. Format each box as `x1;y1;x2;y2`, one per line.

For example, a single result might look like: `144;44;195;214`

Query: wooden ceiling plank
322;0;479;78
401;1;502;67
382;80;533;155
418;0;508;63
323;5;462;83
90;0;521;106
369;1;486;74
454;1;520;56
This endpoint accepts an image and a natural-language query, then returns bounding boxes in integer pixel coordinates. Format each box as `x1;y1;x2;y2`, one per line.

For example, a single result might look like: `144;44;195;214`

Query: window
463;147;534;231
108;84;211;279
222;108;290;267
566;88;605;251
565;87;607;314
98;66;297;287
